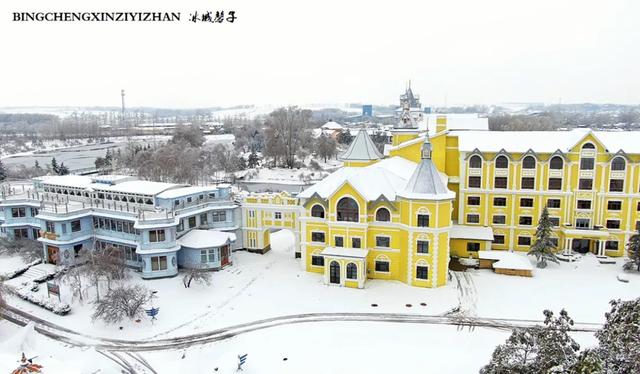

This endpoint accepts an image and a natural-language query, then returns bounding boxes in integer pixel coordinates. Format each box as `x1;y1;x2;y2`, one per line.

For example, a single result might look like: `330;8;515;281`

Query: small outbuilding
178;229;236;270
478;250;533;277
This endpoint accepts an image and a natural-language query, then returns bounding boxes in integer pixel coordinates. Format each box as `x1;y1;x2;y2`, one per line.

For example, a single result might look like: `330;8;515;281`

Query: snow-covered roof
478;251;533;271
91;181;183;196
454;128;640;154
419;113;489;132
91;175;137;185
321;247;369;258
298;156;417;201
339;129;383;161
321;121;343;130
397;140;455;200
156;186;219;199
450;224;494;241
36;175;94;188
178;229;237;249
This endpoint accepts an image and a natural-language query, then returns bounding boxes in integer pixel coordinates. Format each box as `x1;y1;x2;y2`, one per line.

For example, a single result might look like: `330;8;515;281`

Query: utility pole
121;89;126;137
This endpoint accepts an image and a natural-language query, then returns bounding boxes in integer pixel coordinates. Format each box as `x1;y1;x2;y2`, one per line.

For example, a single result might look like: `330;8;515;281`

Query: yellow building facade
242;115;640;289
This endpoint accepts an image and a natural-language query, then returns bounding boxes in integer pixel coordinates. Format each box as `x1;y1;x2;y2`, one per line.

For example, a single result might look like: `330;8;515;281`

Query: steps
20;264;57;282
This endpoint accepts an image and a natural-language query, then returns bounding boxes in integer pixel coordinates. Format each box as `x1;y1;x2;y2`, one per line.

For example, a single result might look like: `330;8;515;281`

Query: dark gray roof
339;129;383;161
398;139;455;200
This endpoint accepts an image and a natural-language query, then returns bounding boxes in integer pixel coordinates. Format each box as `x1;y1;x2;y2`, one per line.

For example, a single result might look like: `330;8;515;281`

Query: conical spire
339;129;383;162
397;137;454;200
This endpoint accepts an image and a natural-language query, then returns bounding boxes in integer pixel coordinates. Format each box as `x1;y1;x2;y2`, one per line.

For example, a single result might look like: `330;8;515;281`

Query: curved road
2;304;601;352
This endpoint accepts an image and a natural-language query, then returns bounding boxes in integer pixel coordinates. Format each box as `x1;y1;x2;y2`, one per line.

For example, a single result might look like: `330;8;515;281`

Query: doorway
572;239;590;254
221;245;230;266
47;245;59;264
329;261;340;284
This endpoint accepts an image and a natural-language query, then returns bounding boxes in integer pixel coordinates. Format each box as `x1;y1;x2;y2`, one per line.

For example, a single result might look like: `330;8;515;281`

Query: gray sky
1;0;638;108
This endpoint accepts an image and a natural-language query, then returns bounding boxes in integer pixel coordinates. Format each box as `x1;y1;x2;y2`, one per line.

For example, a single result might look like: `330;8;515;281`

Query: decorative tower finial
421;135;432;160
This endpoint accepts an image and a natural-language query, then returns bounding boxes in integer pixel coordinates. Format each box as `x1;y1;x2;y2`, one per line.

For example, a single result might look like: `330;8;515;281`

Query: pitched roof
397;139;455;200
339;129;383;161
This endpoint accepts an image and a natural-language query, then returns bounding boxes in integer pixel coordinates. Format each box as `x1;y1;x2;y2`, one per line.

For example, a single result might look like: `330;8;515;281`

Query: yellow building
242;109;640;289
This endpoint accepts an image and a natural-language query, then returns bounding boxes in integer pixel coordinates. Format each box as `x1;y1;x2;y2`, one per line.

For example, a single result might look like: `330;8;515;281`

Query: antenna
121;89;126;131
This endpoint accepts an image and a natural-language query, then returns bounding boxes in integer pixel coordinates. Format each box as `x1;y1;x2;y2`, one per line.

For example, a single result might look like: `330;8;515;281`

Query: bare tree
265;107;312;168
92;285;152;324
0;238;43;262
61;265;86;303
182;263;212;288
315;134;337;162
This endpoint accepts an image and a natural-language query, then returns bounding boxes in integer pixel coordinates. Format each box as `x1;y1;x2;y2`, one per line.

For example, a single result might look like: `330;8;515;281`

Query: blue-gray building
0;175;242;279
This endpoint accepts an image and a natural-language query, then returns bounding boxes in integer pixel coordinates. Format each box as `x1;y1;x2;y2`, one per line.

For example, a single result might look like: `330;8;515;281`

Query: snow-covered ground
2;230;639;373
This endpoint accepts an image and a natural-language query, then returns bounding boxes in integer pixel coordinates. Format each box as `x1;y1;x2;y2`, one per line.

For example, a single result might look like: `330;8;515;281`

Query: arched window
495;155;509;169
522;156;536;169
346;263;357;279
469;155;482;168
337;197;359;222
549;156;563;170
611;157;626;171
311;205;325;218
582;143;595;149
375;208;390;222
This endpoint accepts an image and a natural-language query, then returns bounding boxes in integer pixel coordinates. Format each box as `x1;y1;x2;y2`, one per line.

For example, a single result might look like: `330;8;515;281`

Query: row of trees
482;298;640;373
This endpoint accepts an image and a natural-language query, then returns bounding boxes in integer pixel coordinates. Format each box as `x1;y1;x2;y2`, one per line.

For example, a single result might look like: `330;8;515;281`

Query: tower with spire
339;129;384;167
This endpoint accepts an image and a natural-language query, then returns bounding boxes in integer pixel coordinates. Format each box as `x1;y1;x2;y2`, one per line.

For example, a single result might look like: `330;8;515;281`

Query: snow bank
13;282;71;315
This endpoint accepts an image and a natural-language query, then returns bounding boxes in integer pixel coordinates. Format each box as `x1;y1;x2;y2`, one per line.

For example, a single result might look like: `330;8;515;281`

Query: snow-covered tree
481;309;580;374
336;129;353;145
57;162;69;175
247;151;260;168
182;263;212;288
315;134;337;162
92;285;151;323
528;207;558;268
593;298;640;373
0;159;6;181
623;229;640;272
50;157;59;174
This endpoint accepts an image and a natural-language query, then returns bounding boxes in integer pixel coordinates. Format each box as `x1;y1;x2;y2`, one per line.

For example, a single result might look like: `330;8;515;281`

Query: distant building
362;105;373;117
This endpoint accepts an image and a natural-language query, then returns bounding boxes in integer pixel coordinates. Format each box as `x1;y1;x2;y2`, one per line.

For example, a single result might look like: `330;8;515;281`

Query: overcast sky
0;0;638;108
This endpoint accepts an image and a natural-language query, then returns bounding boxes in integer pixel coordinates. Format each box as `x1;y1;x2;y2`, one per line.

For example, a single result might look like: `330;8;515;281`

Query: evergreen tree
336;129;353;145
528;207;558;268
57;163;69;175
34;160;41;170
0;159;6;182
51;157;59;174
623;229;640;272
104;149;113;166
593;298;640;373
247;151;260;168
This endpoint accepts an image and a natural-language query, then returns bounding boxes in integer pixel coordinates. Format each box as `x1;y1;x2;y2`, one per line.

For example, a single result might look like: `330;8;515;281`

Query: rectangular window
375;261;390;272
417;240;429;254
609;179;624;192
311;255;324;266
577;200;591;210
31;228;39;239
606;220;620;229
376;236;390;248
11;208;26;218
521;177;535;190
311;232;325;243
177;220;184;232
493;235;505;244
580;158;595;170
274;211;282;220
14;228;28;239
151;256;168;271
549;217;560;227
468;176;481;188
200;250;208;264
416;266;428;280
579;179;593;190
116;221;123;232
605;241;618;250
61;223;67;234
417;214;430;227
548;178;562;190
199;194;204;200
519;216;533;226
149;229;166;242
334;236;344;247
607;201;622;211
518;236;531;246
71;220;81;232
467;242;480;252
492;215;506;225
576;219;590;229
467;214;480;224
30;207;39;216
493;197;507;207
188;216;196;228
520;198;534;207
46;221;55;232
187;197;192;203
200;213;208;224
351;237;361;248
174;200;180;206
546;199;561;209
467;196;480;206
494;177;508;189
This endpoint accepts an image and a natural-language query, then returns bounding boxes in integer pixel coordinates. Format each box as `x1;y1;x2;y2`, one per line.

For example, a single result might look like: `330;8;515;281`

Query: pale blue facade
0;176;242;280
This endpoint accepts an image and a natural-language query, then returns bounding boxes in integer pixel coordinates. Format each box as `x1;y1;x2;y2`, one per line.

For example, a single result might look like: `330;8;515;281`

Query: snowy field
1;230;639;373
